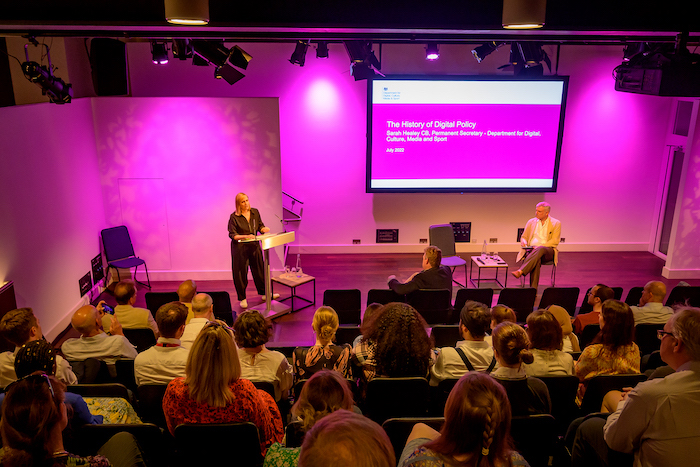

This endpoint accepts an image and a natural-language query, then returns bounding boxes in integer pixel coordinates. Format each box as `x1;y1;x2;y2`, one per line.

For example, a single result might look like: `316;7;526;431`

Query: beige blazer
516;216;561;265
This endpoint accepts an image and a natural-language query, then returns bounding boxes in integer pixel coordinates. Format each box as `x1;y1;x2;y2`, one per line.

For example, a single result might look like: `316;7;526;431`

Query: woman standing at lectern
228;192;270;309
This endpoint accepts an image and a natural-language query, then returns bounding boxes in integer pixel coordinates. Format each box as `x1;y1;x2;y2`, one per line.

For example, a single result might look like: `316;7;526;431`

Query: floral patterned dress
574;343;641;404
292;343;351;382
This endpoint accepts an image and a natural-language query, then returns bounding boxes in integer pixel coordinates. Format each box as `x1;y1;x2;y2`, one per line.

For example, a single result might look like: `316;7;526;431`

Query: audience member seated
298;409;395;467
0;340;102;426
61;305;138;364
547;305;581;352
0;307;77;387
630;281;674;325
387;246;452;295
177;279;197;324
351;302;433;384
180;293;215;349
293;306;351;382
491;322;551;416
233;310;293;401
399;372;530;467
163;321;283;456
113;280;159;337
352;303;383;349
575;299;640;405
430;301;497;386
96;300;121;336
484;304;517;345
571;307;700;467
134;301;189;385
525;309;575;377
264;369;355;466
0;374;145;467
573;284;614;335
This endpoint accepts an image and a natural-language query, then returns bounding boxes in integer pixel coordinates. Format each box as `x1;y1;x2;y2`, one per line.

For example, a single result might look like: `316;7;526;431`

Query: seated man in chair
511;201;561;290
387;246;452;295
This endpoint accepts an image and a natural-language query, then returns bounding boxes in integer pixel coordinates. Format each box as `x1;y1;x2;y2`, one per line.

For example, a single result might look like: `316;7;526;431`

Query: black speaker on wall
90;38;129;96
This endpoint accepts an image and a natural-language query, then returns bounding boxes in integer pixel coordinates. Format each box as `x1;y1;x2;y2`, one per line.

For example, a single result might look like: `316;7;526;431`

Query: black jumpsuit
228;208;266;301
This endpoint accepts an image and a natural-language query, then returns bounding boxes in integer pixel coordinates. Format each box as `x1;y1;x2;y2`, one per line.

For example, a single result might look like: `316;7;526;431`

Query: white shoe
260;293;280;300
240;299;248;309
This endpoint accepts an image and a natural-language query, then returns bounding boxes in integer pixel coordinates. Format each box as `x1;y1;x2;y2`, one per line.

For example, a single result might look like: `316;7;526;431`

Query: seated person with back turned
430;301;497;386
512;201;561;290
573;284;615;335
180;292;216;349
0;307;77;387
177;279;197;324
387;246;452;295
134;301;189;385
631;281;674;325
61;305;138;364
113;280;159;337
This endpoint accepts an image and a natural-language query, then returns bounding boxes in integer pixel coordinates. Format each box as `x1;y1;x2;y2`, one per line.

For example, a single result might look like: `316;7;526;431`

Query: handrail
282;191;304;204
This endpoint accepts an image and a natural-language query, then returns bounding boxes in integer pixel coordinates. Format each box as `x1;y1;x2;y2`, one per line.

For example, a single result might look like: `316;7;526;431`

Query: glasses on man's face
657;330;675;341
5;372;54;398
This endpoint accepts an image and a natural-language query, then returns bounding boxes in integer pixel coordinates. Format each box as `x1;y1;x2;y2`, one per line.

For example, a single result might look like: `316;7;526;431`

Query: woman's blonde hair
185;323;242;407
312;306;338;342
291;369;354;432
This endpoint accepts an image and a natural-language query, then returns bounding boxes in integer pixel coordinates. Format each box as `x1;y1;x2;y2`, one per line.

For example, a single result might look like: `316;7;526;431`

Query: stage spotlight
191;40;230;67
425;43;440;61
172;39;192;60
344;41;382;81
190;41;251;84
229;45;252;70
215;63;245;85
502;0;546;29
164;0;209;25
151;41;169;64
21;43;72;104
316;41;329;59
472;42;504;63
509;42;551;76
622;43;649;62
289;40;310;66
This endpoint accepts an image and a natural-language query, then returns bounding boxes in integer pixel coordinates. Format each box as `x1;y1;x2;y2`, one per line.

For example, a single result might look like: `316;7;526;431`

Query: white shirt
532;217;550;247
0;347;78;388
180;318;210;349
238;347;293;401
134;337;189;385
524;349;575;377
429;340;497;386
61;332;138;364
631;302;674;325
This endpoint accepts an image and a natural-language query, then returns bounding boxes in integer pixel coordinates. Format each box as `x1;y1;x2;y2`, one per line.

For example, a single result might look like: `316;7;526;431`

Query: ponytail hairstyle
492;322;534;367
312;306;339;343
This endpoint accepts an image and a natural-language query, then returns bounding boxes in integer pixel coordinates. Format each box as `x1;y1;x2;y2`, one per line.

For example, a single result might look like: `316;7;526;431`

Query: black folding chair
69;358;114;384
367;289;405;306
364;377;430;424
136;384;169;428
335;325;362;346
539;287;580;316
453;288;494;314
580;374;647;415
666;285;700;307
145;292;179;319
497;288;537;323
578;324;600;349
101;225;151;288
67;383;132;403
122;328;156;353
174;422;263;467
430;325;461;348
382;417;445;461
510;414;558;467
114;359;137;393
635;323;664;357
206;291;234;325
407;289;453;325
536;375;580;435
625;287;644;306
323;289;362;325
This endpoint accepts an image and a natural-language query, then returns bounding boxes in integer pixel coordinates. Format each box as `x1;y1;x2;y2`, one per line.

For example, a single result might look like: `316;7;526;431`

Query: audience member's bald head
177;280;197;303
191;293;213;318
71;305;101;336
114;280;136;305
644;281;667;303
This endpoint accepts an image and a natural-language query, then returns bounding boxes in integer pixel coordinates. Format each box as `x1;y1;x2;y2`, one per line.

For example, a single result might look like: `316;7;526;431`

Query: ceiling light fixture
21;43;72;104
472;42;504;63
344;41;383;81
190;40;252;85
164;0;209;25
316;41;329;59
150;41;169;65
502;0;546;29
425;43;440;61
289;40;310;66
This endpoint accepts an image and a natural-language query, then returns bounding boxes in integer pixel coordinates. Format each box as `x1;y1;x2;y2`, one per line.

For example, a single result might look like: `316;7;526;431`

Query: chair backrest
136;384;169;428
114;359;137;392
69;358;114;384
335;325;362;346
174;422;263;467
578;324;601;349
144;292;179;318
367;289;405;306
382;417;445;461
634;323;664;357
430;325;461;348
431;378;460;416
454;288;494;312
206;291;234;325
67;383;131;402
536;375;580;435
101;226;136;262
510;414;558;467
666;285;700;308
71;423;162;464
122;328;157;353
580;374;647;414
497;288;537;323
323;289;362;325
292;378;309;400
251;380;276;399
284;420;306;448
407;289;453;325
539;287;580;316
612;287;624;300
365;377;430;424
625;287;645;306
429;224;457;257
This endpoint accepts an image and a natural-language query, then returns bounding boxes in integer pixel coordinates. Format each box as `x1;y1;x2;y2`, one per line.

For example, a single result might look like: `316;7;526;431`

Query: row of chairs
144;291;234;325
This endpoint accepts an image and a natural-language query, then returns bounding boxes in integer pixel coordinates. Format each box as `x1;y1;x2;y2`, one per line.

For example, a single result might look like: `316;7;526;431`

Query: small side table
271;273;316;315
470;256;509;289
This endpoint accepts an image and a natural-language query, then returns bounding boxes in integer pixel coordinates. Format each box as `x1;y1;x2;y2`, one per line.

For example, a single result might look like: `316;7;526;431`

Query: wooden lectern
249;231;296;319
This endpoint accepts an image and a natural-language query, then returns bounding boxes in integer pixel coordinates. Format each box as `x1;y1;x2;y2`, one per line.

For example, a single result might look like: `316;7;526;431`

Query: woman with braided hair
399;372;530;466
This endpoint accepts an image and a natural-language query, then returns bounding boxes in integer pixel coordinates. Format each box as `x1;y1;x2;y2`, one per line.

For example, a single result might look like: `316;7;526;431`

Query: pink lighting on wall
304;79;341;120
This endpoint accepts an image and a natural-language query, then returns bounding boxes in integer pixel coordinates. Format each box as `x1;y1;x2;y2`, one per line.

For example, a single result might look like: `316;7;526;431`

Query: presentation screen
367;76;568;193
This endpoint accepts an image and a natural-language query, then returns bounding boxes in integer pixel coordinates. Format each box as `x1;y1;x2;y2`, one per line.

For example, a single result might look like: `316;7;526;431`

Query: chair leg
551;264;556;287
134;264;152;289
451;266;466;288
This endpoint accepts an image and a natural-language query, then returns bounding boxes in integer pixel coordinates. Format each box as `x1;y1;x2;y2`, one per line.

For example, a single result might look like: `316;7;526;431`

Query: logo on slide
382;87;400;101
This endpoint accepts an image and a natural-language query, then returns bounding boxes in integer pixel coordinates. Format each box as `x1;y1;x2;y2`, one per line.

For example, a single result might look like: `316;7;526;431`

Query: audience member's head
460;301;491;339
191;293;214;319
662;307;700;369
490;305;516;330
177;280;197;303
424;372;514;465
156;302;188;339
546;305;574;337
298;409;395;467
641;281;667;305
312;306;339;344
360;303;383;336
423;246;442;269
233;311;272;349
492;322;534;367
597;299;635;350
0;374;67;467
291;370;354;432
364;302;432;378
0;308;41;347
526;310;563;351
591;284;615;307
70;306;101;337
114;280;137;306
13;340;56;378
186;322;241;407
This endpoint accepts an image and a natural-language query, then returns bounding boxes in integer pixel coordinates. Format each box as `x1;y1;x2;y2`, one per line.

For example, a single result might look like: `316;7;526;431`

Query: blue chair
429;224;467;288
101;225;151;288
